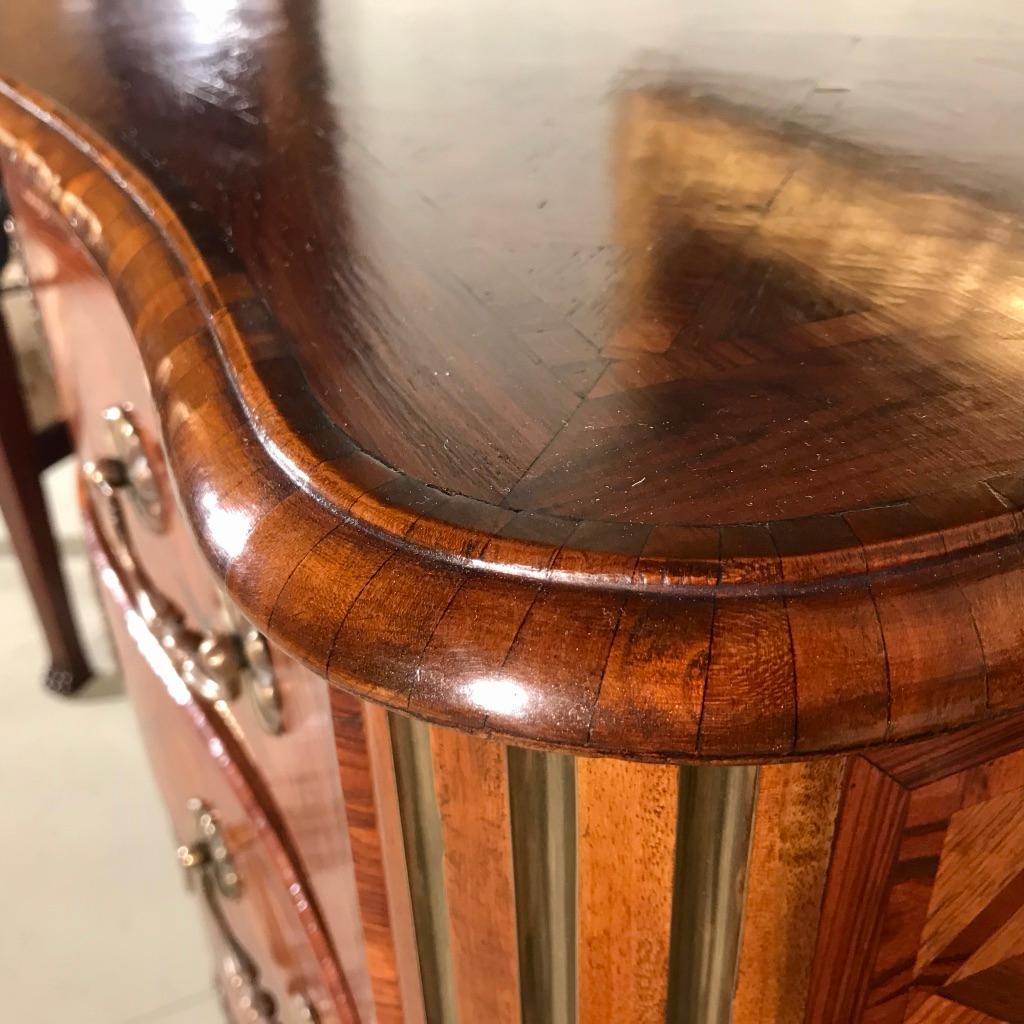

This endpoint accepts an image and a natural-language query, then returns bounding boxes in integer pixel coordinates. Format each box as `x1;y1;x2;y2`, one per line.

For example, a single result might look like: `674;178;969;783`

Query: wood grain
801;712;1024;1023
576;758;678;1024
4;4;1024;757
333;689;421;1024
363;704;428;1024
82;486;361;1023
430;728;521;1024
917;791;1024;977
903;995;1003;1024
23;10;1024;1019
732;758;847;1024
804;759;909;1021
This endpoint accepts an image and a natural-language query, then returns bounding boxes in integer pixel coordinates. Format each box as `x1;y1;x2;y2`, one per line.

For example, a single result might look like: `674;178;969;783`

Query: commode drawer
9;188;373;1021
81;482;359;1023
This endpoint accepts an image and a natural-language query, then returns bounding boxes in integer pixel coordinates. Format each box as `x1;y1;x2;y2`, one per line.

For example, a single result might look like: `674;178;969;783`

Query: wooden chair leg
0;303;91;694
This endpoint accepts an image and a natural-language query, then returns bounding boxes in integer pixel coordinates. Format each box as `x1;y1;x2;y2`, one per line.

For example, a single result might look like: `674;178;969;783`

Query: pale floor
0;457;223;1023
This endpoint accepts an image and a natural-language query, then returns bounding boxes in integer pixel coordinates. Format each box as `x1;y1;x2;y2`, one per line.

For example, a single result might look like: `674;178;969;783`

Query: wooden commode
3;3;1024;1021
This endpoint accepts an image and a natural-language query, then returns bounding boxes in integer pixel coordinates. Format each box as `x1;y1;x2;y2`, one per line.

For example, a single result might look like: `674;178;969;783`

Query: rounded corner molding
3;77;1024;762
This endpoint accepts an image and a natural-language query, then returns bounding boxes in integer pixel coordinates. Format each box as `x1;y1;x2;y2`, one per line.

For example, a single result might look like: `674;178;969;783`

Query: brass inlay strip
666;765;760;1024
507;747;576;1024
388;712;459;1024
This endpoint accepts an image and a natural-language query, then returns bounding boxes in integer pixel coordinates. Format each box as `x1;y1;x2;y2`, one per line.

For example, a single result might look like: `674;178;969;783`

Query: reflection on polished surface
4;0;1024;527
11;16;1024;1022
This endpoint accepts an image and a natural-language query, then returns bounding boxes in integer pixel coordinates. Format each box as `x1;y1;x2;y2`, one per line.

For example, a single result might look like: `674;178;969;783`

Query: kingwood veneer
5;2;1024;1021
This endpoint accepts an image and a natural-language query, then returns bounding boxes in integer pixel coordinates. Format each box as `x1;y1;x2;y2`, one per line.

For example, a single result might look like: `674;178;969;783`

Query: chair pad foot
44;660;92;696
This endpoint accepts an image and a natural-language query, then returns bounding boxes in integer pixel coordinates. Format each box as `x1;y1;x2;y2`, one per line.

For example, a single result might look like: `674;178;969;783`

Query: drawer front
8;175;374;1019
83;483;358;1023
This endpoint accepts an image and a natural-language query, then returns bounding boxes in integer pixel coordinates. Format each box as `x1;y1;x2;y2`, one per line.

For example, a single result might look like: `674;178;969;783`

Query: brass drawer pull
83;454;246;703
177;799;281;1023
102;405;165;531
83;405;283;729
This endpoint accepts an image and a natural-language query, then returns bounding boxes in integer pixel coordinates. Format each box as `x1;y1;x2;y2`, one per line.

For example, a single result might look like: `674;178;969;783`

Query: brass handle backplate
83;405;283;727
83;452;245;702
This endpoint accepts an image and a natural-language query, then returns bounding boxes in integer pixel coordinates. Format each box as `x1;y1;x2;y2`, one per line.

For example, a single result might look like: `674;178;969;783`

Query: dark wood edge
866;711;1024;788
5;78;1024;760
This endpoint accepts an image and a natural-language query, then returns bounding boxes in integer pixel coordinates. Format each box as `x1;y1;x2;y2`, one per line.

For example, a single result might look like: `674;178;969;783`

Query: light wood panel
431;728;522;1024
732;758;846;1024
576;758;678;1024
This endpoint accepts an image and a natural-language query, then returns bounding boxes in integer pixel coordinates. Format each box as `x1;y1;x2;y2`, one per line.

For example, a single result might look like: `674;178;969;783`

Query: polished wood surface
732;759;846;1024
14;177;376;1019
13;7;1024;1021
3;2;1024;757
6;1;1024;522
806;714;1024;1022
81;489;361;1023
334;691;427;1024
431;729;521;1024
576;758;677;1023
